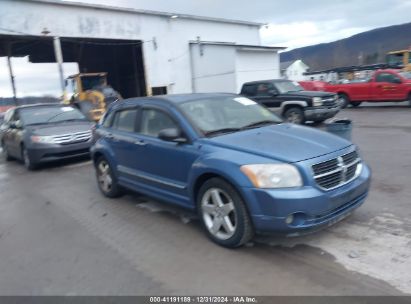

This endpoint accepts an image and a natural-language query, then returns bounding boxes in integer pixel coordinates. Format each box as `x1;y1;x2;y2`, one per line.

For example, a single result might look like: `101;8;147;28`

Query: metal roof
189;40;286;50
19;0;264;27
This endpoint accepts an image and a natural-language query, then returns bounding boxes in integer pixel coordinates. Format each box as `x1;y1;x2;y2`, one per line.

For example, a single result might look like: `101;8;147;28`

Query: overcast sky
1;0;410;97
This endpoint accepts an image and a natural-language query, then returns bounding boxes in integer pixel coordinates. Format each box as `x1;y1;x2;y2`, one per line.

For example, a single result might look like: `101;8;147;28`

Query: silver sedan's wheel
201;188;237;240
97;160;113;194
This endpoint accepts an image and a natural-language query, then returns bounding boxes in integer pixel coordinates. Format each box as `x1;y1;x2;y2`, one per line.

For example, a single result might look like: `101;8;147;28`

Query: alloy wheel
97;160;113;194
201;188;237;240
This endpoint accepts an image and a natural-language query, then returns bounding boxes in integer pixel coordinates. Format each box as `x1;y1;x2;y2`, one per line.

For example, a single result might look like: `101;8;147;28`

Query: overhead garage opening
0;35;147;99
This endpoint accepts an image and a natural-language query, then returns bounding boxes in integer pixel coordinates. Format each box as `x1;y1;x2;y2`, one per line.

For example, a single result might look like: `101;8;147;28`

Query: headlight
240;164;303;188
31;135;56;144
312;97;323;106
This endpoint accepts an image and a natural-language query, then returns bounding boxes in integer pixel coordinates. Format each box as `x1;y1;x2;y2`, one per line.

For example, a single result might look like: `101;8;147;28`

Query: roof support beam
6;42;18;105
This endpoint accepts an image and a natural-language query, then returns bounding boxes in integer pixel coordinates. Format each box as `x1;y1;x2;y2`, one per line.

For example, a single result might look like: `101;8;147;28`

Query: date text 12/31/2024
150;296;258;303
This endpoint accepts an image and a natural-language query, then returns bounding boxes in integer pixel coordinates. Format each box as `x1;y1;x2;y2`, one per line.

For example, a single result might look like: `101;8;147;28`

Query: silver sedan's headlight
240;164;303;188
31;135;56;144
312;97;323;106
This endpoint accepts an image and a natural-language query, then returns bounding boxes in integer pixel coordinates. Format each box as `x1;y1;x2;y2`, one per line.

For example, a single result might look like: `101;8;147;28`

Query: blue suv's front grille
312;150;361;190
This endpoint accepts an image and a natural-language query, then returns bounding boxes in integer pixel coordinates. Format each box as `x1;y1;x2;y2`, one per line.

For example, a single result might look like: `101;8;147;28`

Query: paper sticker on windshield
61;107;74;112
234;97;257;106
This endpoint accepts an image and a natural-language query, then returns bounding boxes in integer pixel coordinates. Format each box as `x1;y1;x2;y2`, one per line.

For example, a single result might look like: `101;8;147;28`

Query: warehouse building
0;0;284;98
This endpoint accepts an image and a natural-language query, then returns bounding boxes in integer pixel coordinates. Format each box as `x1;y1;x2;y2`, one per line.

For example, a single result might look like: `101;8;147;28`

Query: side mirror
158;128;187;143
10;120;22;129
268;89;278;96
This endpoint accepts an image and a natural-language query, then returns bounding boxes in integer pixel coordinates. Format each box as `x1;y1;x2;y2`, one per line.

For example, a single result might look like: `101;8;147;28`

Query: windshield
81;76;105;91
179;96;282;136
399;72;411;79
275;81;304;93
20;106;88;125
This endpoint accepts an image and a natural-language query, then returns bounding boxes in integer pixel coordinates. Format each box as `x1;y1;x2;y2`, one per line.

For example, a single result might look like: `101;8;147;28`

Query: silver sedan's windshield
20;106;87;125
179;96;282;136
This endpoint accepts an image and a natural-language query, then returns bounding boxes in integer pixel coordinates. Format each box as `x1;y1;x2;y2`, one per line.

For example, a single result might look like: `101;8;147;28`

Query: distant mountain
281;22;411;71
0;96;59;106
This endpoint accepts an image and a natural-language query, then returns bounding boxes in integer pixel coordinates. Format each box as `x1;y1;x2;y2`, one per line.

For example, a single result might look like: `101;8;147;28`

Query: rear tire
284;107;305;124
197;178;254;248
95;156;123;198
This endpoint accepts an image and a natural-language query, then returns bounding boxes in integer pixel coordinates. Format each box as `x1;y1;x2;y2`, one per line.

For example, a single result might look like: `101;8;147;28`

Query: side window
376;73;400;83
140;108;179;137
102;110;115;128
112;109;138;132
241;84;256;96
256;83;274;96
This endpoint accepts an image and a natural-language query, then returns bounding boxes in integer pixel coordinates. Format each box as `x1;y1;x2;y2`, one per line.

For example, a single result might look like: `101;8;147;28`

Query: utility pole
53;36;66;101
6;43;18;105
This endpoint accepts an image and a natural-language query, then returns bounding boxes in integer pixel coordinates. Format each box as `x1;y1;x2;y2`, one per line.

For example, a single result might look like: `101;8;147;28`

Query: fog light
285;214;294;224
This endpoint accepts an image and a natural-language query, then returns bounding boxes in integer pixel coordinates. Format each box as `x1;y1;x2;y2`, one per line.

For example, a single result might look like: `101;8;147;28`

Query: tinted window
376;73;401;83
112;109;138;132
256;83;274;96
140;109;178;137
241;84;256;96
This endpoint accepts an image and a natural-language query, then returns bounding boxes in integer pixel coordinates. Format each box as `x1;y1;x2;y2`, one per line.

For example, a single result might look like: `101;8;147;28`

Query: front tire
284;107;305;124
197;178;254;248
351;101;362;107
338;93;350;108
1;141;12;161
22;146;37;170
95;156;123;198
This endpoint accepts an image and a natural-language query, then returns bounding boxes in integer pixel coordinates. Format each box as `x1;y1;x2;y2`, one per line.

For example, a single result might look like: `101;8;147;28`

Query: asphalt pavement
0;102;410;296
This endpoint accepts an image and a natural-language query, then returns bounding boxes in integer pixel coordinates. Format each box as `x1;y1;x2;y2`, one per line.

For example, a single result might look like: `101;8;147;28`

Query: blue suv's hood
206;123;351;163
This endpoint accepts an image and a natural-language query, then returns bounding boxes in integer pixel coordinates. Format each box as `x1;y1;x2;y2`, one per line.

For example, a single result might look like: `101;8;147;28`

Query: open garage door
0;35;147;99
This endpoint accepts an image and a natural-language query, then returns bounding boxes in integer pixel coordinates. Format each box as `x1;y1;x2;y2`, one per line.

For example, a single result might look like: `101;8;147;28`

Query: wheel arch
189;168;256;217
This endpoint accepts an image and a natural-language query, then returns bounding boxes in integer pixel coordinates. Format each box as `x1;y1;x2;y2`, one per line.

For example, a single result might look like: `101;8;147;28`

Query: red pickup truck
301;70;411;108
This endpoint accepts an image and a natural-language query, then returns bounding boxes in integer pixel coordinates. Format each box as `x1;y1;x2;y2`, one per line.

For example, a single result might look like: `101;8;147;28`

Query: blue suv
91;93;371;248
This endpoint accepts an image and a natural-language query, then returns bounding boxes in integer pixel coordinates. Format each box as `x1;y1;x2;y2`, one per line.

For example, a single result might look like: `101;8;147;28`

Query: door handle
134;140;147;146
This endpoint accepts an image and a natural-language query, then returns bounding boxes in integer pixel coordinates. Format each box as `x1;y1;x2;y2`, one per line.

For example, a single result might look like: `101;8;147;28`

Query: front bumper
242;164;371;236
304;106;340;121
26;140;92;164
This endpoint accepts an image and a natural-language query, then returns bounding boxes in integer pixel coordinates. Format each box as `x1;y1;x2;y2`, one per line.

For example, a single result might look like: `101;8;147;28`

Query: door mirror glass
158;128;187;143
268;89;278;96
10;120;22;129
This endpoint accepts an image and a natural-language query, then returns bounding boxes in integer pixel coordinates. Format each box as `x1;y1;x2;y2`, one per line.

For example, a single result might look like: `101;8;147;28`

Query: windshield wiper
204;127;241;137
241;120;280;130
59;118;88;122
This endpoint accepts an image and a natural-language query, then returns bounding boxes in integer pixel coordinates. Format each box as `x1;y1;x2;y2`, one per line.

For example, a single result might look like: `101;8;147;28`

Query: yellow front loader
64;73;121;121
386;49;411;71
